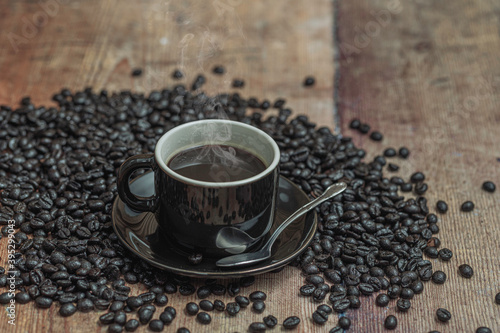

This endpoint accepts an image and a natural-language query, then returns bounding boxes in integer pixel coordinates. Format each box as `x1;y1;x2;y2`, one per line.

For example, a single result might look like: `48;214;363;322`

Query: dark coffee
168;145;266;182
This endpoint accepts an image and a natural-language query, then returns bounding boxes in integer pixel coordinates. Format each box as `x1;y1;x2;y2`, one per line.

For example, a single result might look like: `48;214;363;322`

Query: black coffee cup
117;120;280;257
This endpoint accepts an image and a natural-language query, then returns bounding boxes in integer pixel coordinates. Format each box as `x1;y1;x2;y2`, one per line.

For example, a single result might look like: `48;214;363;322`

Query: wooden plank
0;0;336;332
337;0;500;332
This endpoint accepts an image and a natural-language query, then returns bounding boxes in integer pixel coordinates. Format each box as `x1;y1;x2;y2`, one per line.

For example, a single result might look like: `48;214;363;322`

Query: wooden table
0;0;498;332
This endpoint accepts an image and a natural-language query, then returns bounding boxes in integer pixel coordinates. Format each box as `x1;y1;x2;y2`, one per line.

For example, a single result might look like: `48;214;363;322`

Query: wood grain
337;0;500;332
0;0;336;332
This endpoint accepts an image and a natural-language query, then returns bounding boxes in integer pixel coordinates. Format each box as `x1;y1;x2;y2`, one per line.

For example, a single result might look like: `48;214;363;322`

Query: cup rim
155;119;280;187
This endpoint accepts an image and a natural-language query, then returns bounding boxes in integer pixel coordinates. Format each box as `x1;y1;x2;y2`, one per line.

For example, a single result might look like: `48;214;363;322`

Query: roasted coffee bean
436;308;451;322
108;324;124;333
461;201;474;212
177;328;190;333
226;302;240;316
375;293;390;307
432;271;447;284
212;65;225;75
359;123;370;133
370;131;383;141
232;79;245;88
60;303;77;317
425;246;439;258
172;69;183;79
249;322;267;332
436;200;448;213
185;302;199;315
304;76;315;86
252;300;266;313
398;147;410;158
199;300;214;311
476;327;492;333
482;181;496;193
350;119;361;129
332;299;351;313
312;310;329;324
318;304;333;314
131;68;142;77
235;295;250;308
196;312;211;325
396;299;411;312
124;319;139;332
283;316;301;329
148;320;164;331
249;291;267;302
15;292;30;304
155;293;168;306
338;317;351;329
384;148;397;157
300;284;316;296
495;292;500;305
100;312;116;324
179;284;196;296
138;305;155;324
114;311;127;325
438;248;453;261
35;296;53;308
214;299;225;311
263;314;278;328
458;264;474;278
159;311;174;324
384;315;397;329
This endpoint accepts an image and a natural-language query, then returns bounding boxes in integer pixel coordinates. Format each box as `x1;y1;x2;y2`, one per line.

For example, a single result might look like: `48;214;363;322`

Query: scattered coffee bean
396;299;411;312
304;76;315;86
384;315;397;330
482;181;496;193
495;292;500;305
226;302;240;316
436;200;448;213
329;327;343;333
59;303;77;317
476;327;492;333
199;300;214;311
375;294;390;307
458;264;474;278
196;312;211;325
461;201;474;212
432;271;447;284
384;148;397;157
438;248;453;261
338;316;351;329
312;310;329;325
177;328;190;333
252;300;266;313
149;319;164;331
232;79;245;88
131;68;142;77
172;69;183;79
318;304;332;314
212;65;225;75
263;314;278;328
249;322;267;332
185;302;199;315
388;163;399;171
249;291;267;302
349;119;361;129
436;308;451;322
108;323;124;333
398;147;410;158
124;319;139;332
359;123;371;133
370;131;383;141
214;300;225;311
283;316;300;329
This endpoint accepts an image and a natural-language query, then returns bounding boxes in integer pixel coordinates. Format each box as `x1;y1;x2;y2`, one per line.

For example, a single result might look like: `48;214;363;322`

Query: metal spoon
215;182;347;267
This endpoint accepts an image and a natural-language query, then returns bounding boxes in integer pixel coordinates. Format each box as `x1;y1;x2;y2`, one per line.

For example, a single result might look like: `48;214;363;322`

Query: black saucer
112;172;317;278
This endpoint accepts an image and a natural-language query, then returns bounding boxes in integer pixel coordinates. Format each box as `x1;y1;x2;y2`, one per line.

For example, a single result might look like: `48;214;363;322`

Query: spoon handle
261;182;347;252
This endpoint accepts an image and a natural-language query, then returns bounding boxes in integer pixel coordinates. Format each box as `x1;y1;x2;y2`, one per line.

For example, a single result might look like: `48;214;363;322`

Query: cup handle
117;154;158;212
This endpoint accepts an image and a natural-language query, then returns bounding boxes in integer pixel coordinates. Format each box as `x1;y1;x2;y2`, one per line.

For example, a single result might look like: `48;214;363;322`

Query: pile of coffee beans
0;68;497;332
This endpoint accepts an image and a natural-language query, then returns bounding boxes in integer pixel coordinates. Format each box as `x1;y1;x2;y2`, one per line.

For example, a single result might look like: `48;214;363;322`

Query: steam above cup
117;120;280;257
